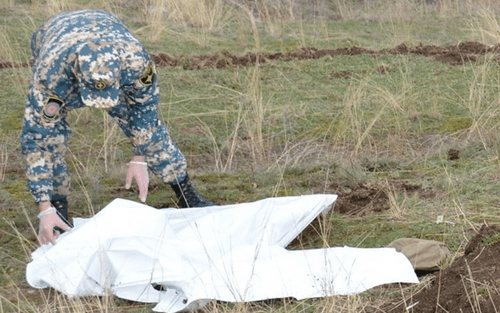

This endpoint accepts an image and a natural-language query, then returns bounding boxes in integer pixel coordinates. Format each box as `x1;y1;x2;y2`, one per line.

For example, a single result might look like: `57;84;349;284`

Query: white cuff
37;206;56;219
129;161;147;165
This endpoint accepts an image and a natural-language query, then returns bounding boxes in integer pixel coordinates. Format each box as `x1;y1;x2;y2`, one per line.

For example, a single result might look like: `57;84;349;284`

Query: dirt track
2;42;499;70
151;41;498;69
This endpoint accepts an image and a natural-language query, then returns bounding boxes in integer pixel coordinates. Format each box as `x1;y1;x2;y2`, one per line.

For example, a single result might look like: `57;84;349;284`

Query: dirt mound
332;181;430;217
287;181;429;251
386;224;500;312
3;42;500;70
334;185;389;216
0;58;29;69
150;41;500;69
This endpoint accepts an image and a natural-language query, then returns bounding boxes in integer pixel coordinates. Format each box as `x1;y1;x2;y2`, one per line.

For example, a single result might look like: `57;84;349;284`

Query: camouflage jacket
20;10;186;204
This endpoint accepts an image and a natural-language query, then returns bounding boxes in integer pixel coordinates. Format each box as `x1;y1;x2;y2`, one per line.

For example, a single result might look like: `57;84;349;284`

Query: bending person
20;9;215;245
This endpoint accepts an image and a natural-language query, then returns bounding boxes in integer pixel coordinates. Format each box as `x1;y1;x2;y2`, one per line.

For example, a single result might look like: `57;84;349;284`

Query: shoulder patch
139;64;154;86
42;96;64;120
94;80;107;90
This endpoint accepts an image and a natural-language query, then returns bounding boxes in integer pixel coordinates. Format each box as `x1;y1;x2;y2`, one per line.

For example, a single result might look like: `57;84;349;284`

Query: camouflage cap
76;40;121;109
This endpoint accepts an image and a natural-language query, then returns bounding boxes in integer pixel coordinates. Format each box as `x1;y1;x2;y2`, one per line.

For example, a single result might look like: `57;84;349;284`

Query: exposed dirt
152;42;500;69
0;58;29;69
385;224;500;313
333;184;389;216
2;42;500;70
447;148;460;160
287;180;434;251
331;180;432;217
328;181;500;313
290;179;500;313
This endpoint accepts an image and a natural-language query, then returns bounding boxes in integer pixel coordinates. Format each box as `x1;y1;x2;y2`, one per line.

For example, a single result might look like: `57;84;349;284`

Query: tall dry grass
0;144;7;182
331;76;408;158
141;0;235;44
5;0;500;312
0;19;34;94
243;66;267;163
467;9;500;45
246;0;295;37
28;0;70;15
141;0;168;42
331;0;500;21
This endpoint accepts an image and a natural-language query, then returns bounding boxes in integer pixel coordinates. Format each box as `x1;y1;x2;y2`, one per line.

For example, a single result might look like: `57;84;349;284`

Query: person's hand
38;206;71;245
125;156;149;202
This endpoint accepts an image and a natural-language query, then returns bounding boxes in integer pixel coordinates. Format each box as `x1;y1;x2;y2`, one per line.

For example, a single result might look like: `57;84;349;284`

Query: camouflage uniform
20;9;187;205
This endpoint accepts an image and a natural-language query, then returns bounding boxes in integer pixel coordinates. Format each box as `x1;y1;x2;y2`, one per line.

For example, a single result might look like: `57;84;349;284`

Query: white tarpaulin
26;195;419;312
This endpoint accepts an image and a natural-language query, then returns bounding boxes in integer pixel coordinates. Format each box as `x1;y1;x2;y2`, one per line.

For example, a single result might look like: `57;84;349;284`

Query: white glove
38;207;71;245
125;156;149;203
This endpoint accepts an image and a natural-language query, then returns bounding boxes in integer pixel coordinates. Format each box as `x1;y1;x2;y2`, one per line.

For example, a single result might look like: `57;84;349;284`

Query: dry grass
4;0;500;312
140;0;236;44
0;145;7;182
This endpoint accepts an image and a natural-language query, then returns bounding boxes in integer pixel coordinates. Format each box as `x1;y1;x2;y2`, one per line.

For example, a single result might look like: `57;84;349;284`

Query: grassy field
2;0;500;311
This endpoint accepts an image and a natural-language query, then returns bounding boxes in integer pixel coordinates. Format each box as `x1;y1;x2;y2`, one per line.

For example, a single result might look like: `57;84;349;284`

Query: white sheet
26;195;418;312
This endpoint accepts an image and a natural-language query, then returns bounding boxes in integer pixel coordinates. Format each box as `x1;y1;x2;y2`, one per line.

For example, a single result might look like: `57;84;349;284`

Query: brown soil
290;179;500;313
331;180;431;217
2;42;500;70
150;42;500;69
334;184;389;216
288;180;431;250
385;224;500;313
0;58;29;69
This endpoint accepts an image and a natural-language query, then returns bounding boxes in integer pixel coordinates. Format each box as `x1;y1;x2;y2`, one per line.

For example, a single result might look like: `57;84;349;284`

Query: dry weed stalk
68;149;96;216
463;57;500;162
245;66;266;164
96;0;123;16
0;29;32;95
166;0;232;31
222;102;244;171
386;181;407;219
330;0;357;20
468;9;500;44
334;79;367;155
210;83;247;172
336;78;396;157
234;1;261;50
143;0;236;46
46;0;70;15
0;145;7;181
462;258;481;313
142;0;168;42
251;0;294;37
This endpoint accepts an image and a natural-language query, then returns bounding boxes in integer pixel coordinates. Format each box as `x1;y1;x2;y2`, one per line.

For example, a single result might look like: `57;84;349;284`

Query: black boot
50;196;72;227
171;174;215;208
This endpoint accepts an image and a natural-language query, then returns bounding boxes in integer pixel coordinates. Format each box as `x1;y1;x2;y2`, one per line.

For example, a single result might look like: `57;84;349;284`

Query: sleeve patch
139;64;154;86
42;96;64;120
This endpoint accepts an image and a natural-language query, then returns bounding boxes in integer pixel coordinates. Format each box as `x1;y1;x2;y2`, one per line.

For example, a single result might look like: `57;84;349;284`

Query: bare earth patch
150;42;500;69
386;224;500;313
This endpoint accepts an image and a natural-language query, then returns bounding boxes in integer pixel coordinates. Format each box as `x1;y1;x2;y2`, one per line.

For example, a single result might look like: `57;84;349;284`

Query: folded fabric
388;238;451;271
26;195;418;312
